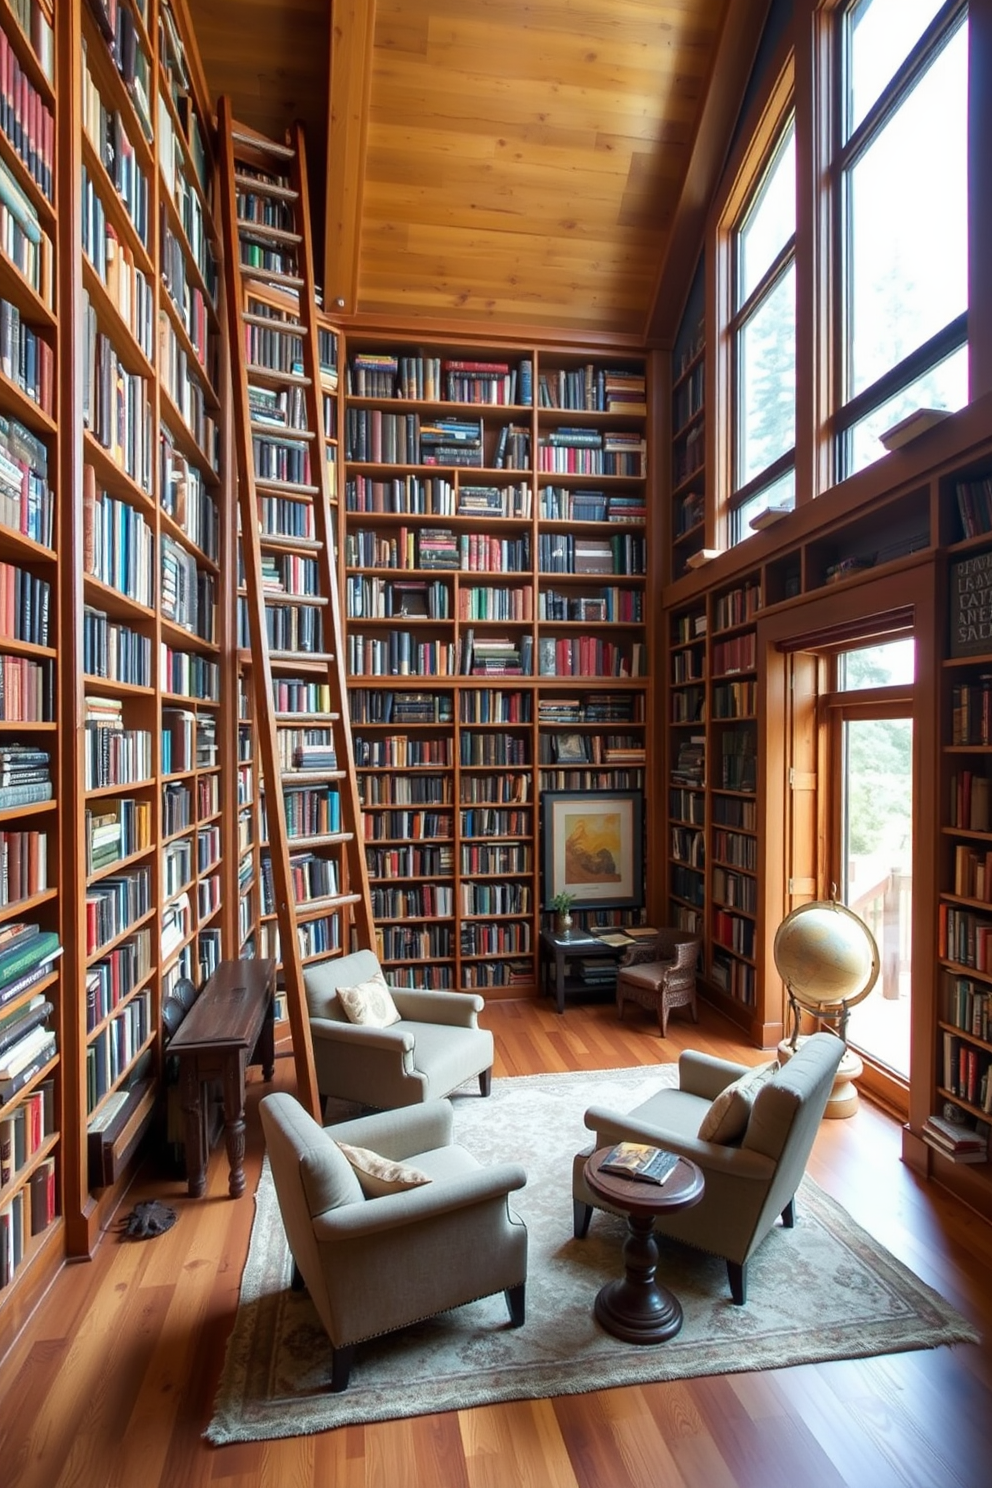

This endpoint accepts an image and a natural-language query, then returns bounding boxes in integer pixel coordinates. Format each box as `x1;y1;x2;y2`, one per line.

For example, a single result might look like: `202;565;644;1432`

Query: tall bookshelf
665;572;762;1030
342;340;652;993
0;0;62;1314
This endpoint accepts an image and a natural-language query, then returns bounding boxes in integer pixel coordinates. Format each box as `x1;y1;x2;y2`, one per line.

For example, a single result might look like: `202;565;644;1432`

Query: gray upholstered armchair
304;949;494;1109
259;1092;527;1389
573;1031;844;1303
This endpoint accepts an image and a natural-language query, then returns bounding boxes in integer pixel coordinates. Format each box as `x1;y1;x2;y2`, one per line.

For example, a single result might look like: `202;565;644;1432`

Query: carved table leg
222;1051;248;1198
593;1211;684;1344
179;1058;208;1198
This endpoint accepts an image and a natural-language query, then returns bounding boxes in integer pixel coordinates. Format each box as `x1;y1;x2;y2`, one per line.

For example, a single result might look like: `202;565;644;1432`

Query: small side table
540;928;623;1014
583;1147;704;1344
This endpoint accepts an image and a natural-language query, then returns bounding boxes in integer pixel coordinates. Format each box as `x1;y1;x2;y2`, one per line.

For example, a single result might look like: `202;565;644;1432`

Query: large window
836;0;969;476
729;117;796;543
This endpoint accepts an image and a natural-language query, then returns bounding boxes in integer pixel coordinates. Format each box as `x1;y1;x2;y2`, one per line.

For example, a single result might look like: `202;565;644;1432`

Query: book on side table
599;1142;680;1185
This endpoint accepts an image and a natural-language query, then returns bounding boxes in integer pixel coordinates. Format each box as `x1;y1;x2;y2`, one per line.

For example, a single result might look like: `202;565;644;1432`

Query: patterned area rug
206;1066;978;1443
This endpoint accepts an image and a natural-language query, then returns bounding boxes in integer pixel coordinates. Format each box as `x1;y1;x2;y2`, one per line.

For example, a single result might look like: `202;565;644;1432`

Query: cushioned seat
260;1093;528;1390
616;929;700;1036
304;949;494;1110
573;1031;845;1303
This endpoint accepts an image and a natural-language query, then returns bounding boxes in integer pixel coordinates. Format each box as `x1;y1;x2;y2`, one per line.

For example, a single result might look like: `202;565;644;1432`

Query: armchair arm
678;1049;750;1100
583;1104;776;1182
309;1016;415;1054
312;1163;528;1240
390;988;485;1027
325;1100;453;1160
620;938;662;968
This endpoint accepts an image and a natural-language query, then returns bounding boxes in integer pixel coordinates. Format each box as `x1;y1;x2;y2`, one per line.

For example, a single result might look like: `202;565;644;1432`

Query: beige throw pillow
336;972;401;1028
335;1141;432;1198
697;1060;779;1144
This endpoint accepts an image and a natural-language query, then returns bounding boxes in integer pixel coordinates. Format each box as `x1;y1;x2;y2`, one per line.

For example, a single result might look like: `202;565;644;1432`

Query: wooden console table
169;959;277;1198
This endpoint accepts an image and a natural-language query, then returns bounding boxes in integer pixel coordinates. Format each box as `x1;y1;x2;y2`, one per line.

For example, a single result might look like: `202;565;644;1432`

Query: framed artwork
541;790;644;910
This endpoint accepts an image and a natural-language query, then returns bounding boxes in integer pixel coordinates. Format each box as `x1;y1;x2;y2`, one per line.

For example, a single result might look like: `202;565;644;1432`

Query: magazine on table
598;1142;680;1186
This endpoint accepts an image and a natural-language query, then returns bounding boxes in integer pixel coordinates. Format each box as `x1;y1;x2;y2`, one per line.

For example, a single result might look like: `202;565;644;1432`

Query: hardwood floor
1;996;989;1488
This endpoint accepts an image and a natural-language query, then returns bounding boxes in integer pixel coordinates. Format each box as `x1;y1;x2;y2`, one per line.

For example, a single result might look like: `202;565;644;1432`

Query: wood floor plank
0;997;989;1488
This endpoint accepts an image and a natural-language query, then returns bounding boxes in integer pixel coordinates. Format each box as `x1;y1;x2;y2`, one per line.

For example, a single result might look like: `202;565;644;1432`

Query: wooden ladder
217;100;374;1116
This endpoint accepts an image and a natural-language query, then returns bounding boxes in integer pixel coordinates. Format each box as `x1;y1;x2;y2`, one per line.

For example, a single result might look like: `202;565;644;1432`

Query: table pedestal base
593;1211;684;1344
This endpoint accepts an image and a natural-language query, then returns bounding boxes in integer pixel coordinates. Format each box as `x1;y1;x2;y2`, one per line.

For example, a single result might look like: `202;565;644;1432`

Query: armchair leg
727;1261;747;1306
505;1283;525;1327
329;1343;356;1393
573;1198;592;1239
781;1197;796;1228
291;1262;305;1292
479;1067;492;1097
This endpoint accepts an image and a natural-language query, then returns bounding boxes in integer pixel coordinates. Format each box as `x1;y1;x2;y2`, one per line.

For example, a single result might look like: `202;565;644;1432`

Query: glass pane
838;638;915;690
840;716;913;1078
735;469;795;544
848;341;968;474
847;23;968;399
738;261;796;486
846;0;947;137
739;124;795;303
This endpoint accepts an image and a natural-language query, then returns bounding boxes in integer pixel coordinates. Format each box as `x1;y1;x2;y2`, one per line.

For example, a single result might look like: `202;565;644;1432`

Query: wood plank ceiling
189;0;771;345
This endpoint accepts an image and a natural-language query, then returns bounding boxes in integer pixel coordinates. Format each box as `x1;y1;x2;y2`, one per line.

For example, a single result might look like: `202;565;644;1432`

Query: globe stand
773;900;880;1122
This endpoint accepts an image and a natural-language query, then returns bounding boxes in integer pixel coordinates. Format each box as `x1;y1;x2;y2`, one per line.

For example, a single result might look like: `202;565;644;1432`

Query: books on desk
599;1142;680;1186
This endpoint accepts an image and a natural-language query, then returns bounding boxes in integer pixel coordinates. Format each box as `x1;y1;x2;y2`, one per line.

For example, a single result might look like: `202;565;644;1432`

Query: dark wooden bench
168;958;277;1198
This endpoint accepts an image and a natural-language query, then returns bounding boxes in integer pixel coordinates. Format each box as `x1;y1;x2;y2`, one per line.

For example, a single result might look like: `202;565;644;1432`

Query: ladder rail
214;95;333;1118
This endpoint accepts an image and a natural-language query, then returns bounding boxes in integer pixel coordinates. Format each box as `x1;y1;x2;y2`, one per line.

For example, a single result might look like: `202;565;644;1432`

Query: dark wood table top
584;1146;705;1218
168;959;276;1052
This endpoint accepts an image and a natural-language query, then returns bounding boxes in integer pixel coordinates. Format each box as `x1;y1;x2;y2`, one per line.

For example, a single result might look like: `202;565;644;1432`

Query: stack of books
921;1113;988;1164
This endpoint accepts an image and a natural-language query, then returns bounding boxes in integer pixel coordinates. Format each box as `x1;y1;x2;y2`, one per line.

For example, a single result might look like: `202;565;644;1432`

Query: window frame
830;0;970;480
714;57;797;549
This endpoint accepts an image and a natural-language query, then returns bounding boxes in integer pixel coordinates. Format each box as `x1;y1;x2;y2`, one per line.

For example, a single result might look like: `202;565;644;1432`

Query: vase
555;913;573;937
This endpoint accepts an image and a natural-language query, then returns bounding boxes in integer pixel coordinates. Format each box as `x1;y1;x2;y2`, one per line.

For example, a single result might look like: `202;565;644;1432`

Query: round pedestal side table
583;1148;705;1344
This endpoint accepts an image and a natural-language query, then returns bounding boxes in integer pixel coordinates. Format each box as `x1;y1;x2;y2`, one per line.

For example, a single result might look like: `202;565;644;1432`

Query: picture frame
541;789;644;910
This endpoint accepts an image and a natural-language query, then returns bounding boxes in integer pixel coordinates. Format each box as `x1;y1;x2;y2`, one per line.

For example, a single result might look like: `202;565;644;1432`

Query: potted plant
551;891;576;937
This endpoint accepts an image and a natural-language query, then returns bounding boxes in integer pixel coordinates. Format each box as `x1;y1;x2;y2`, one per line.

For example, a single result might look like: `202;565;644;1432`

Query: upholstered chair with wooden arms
304;948;494;1110
259;1092;527;1390
572;1031;845;1304
615;928;701;1036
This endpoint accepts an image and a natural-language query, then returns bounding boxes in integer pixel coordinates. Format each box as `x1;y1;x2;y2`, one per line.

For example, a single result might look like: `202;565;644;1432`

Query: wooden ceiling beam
645;0;775;347
324;0;377;314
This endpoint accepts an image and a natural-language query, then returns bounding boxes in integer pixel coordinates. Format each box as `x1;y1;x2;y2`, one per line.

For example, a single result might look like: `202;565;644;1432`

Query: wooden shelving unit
0;0;61;1316
341;340;652;993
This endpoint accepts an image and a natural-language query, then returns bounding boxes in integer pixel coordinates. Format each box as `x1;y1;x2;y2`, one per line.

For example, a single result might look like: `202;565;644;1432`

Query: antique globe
773;899;880;1048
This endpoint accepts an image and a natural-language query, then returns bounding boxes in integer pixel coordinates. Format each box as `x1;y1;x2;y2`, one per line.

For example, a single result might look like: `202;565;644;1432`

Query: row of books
0;409;50;545
0;294;53;414
84;866;152;958
0;1153;55;1285
370;884;454;919
347;353;533;406
537;365;645;413
940;1032;992;1113
0;28;53;199
540;489;646;523
537;532;646;575
953;474;992;540
538;587;642;623
939;903;992;971
0;1076;53;1194
921;1111;988;1164
361;773;450;806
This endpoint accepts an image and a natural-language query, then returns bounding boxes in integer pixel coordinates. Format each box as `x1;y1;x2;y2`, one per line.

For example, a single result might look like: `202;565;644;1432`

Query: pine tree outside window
728;117;797;545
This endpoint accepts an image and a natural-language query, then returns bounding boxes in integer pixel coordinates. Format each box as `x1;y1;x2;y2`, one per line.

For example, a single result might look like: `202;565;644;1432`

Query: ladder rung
238;221;302;246
241;267;305;290
275;711;342;724
242;311;304;331
281;770;347;783
258;534;325;554
251;421;315;441
247;364;311;387
234;170;299;202
294;892;363;919
262;592;328;607
232;127;296;160
269;650;336;664
254;478;321;497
